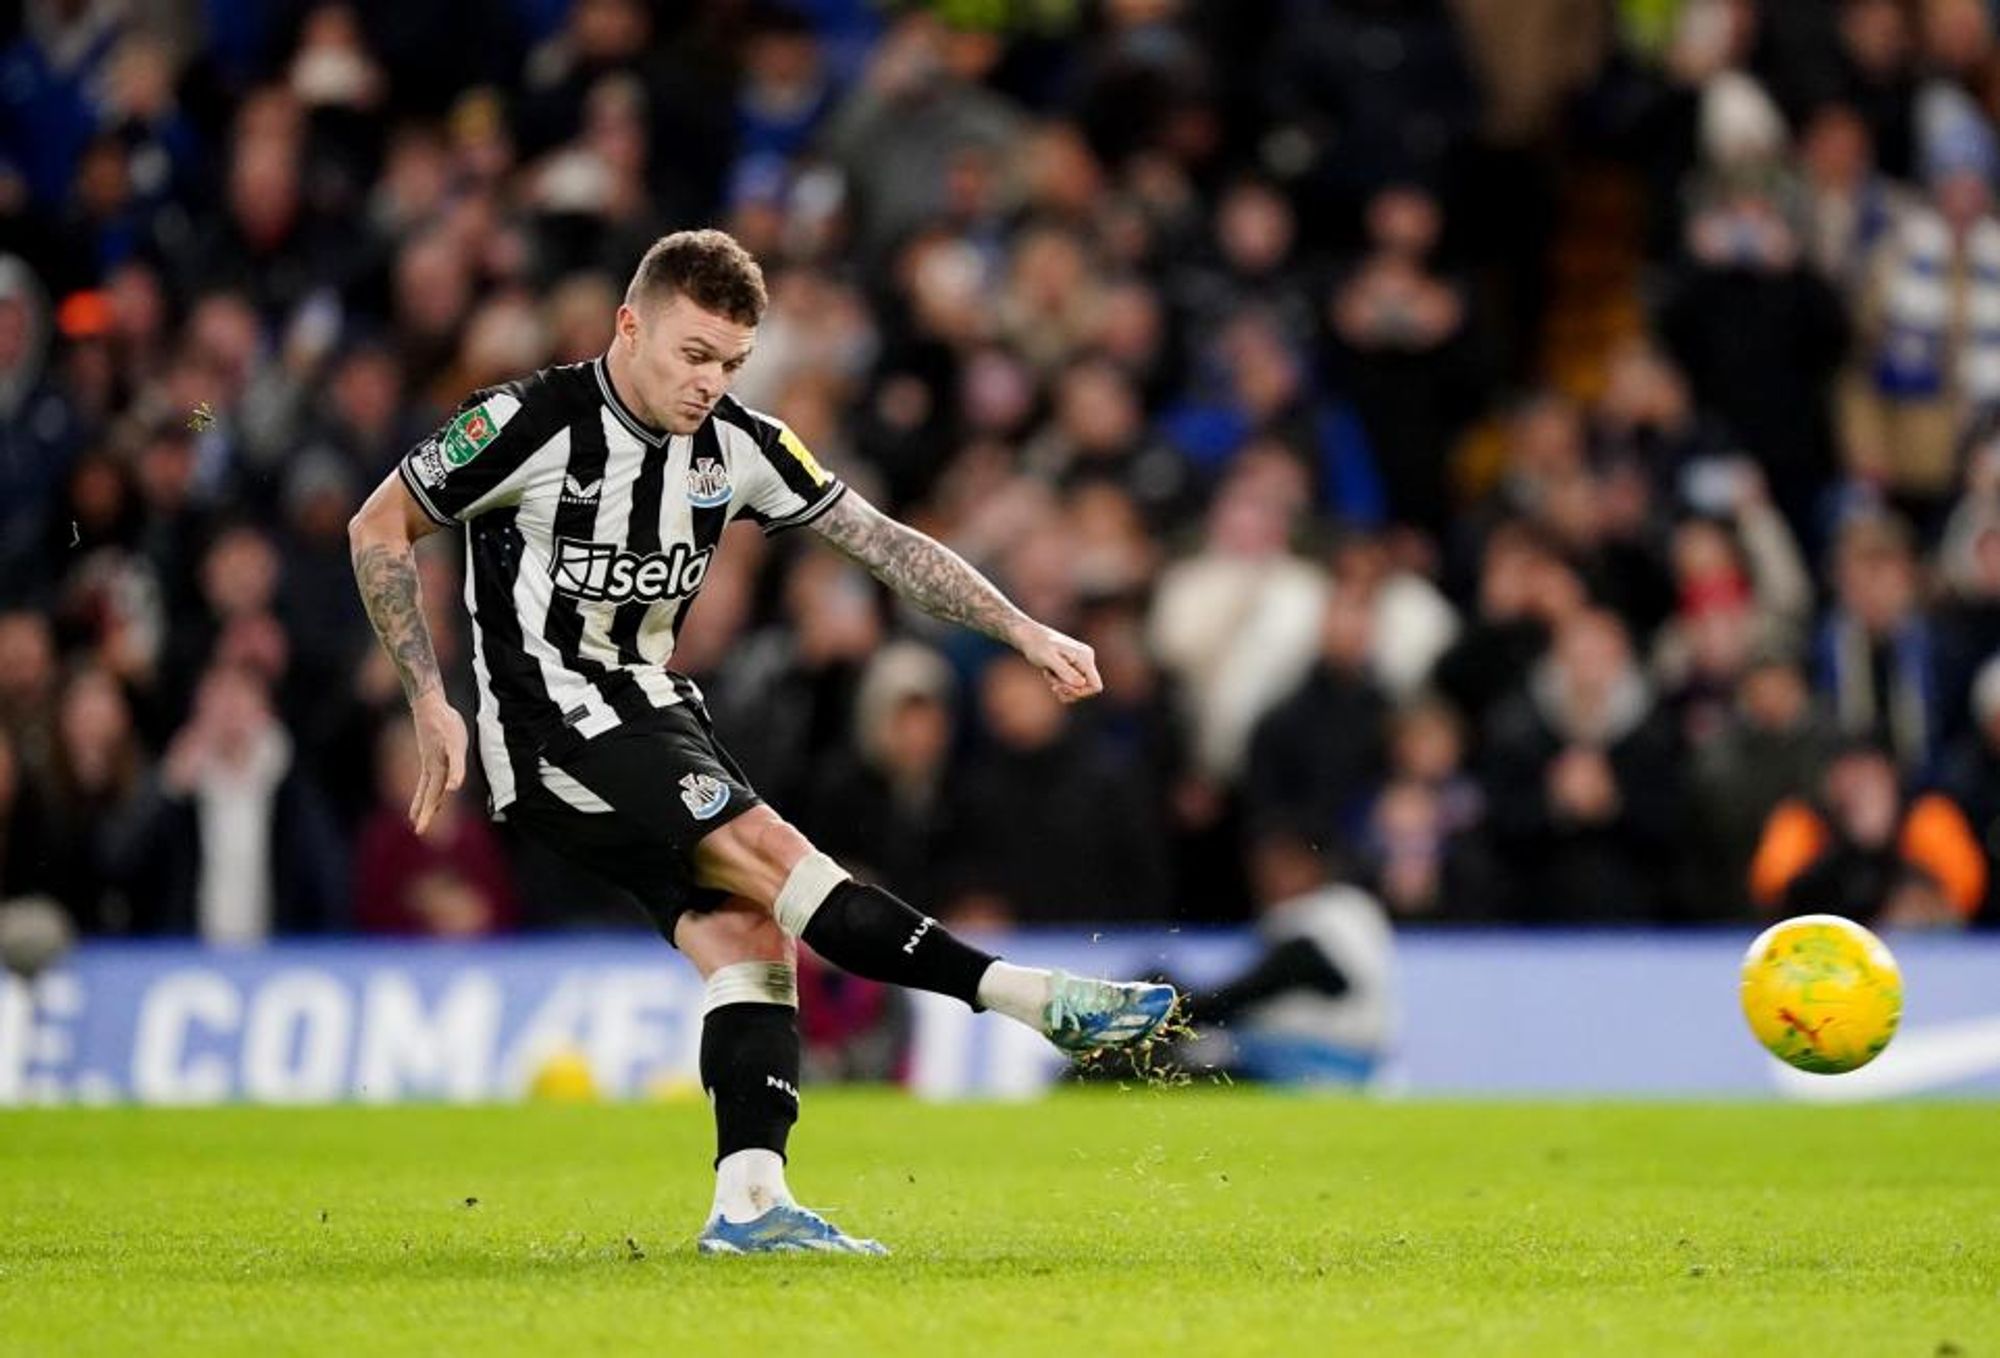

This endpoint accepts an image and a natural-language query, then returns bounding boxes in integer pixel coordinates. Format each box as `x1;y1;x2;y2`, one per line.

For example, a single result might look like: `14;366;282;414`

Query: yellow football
1740;914;1902;1074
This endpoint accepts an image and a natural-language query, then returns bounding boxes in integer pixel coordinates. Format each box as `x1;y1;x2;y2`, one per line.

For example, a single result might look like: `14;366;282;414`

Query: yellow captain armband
777;424;832;487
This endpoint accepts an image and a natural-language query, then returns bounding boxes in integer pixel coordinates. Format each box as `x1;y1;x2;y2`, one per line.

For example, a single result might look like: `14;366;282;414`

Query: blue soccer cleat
696;1203;890;1257
1042;972;1179;1054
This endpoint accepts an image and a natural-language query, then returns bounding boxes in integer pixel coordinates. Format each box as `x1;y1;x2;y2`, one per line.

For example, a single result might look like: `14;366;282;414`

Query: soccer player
348;229;1176;1255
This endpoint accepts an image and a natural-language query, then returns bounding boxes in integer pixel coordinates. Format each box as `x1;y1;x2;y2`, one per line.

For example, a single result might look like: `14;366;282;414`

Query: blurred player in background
347;229;1175;1255
1168;828;1396;1086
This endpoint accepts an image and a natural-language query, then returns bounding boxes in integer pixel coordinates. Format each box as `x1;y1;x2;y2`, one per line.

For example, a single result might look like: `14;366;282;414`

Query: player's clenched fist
1014;623;1102;704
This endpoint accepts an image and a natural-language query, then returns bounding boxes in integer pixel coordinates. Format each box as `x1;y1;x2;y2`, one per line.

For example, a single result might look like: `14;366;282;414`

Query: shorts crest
679;772;731;820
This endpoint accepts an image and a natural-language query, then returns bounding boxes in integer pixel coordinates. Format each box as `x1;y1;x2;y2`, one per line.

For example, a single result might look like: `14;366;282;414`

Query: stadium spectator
1815;512;1943;771
1937;654;2000;923
157;522;288;732
1835;0;1921;183
1589;338;1732;510
795;943;908;1086
0;725;59;904
710;549;882;813
1935;420;2000;732
1148;455;1326;785
948;654;1167;925
130;416;210;636
1839;84;2000;527
1531;454;1675;644
998;223;1103;377
352;719;517;936
1327;529;1460;702
135;662;348;941
1465;392;1589;560
1685;650;1835;922
45;664;151;932
1361;696;1496;922
1059;479;1159;603
181;97;347;328
278;452;367;681
0;254;80;600
1325;185;1482;534
821;12;1022;264
1483;608;1683;923
1365;776;1498;924
1650;480;1813;746
1659;167;1850;530
1451;0;1607;152
1067;0;1215;174
1023;358;1191;532
525;71;670;285
1166;307;1385;524
0;0;131;213
1262;0;1479;227
1750;737;1984;928
1244;581;1390;856
1174;177;1316;351
1431;521;1587;740
1071;597;1187;811
802;641;964;910
734;6;836;181
0;610;59;784
1798;103;1905;290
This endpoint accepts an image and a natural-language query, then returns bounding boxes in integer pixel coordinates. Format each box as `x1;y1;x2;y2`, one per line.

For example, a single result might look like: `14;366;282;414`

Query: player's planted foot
696;1203;891;1256
1042;971;1178;1053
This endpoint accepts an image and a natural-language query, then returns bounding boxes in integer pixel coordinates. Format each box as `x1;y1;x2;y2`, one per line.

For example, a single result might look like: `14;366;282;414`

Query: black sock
700;1002;801;1165
800;881;995;1008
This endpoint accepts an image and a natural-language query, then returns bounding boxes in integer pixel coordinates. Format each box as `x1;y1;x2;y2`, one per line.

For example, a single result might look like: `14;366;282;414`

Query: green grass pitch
2;1092;1996;1356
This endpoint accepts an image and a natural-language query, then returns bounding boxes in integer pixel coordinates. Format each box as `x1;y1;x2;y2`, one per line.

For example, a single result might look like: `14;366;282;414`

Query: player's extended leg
693;806;1177;1053
676;898;886;1257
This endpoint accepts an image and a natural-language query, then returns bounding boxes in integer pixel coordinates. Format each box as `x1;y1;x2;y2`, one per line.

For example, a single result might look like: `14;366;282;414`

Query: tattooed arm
349;474;467;832
812;489;1103;702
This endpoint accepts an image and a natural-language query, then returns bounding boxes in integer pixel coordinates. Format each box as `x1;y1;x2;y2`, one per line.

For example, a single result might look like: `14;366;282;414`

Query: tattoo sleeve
813;492;1029;645
352;541;444;702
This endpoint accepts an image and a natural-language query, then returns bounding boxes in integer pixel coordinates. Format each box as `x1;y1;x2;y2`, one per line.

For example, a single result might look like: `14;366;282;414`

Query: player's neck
599;348;669;437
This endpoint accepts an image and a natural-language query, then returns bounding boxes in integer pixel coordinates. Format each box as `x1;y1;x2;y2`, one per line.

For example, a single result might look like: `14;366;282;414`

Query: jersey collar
594;355;669;446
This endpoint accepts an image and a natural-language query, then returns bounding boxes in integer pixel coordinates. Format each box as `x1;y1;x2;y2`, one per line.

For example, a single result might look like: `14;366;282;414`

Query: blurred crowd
4;0;2000;943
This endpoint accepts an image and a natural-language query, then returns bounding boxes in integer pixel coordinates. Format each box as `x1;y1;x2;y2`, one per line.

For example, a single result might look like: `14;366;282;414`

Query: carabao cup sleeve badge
443;404;501;467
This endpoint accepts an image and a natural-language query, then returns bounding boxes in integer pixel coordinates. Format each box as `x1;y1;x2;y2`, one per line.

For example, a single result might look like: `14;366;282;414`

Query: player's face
616;294;756;435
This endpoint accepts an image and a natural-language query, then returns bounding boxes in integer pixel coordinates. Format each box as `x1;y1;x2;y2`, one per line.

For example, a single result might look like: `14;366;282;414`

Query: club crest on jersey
679;772;730;820
550;536;713;603
687;456;732;509
443;403;502;467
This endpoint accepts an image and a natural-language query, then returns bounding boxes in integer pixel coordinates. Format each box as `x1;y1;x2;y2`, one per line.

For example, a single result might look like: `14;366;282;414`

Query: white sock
712;1148;794;1224
976;961;1053;1030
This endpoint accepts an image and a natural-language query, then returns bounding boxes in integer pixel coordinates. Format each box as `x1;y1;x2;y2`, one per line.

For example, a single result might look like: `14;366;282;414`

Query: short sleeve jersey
397;357;845;812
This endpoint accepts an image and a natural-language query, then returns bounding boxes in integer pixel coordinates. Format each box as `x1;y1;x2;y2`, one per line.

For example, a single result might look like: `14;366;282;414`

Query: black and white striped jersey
397;356;846;815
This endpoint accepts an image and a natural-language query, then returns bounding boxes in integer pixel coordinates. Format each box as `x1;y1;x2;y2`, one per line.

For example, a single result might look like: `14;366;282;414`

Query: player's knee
697;809;849;926
679;903;796;974
744;812;814;877
697;807;806;902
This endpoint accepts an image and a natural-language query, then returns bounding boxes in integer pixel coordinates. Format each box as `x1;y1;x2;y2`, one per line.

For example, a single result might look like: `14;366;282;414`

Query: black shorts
502;699;764;941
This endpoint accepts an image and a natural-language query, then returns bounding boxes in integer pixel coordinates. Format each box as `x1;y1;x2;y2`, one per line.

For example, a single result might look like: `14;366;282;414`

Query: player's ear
614;302;641;349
